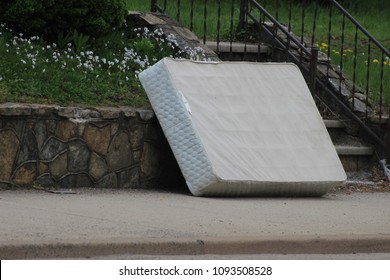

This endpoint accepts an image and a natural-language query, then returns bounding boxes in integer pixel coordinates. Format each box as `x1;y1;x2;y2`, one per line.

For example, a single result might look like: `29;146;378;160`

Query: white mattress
139;58;346;196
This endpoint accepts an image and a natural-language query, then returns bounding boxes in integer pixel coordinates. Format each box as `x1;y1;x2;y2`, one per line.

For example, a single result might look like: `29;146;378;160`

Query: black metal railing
150;0;389;153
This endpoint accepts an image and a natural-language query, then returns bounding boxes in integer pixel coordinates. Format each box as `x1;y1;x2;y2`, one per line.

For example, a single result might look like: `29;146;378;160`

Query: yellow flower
321;42;328;48
373;58;379;64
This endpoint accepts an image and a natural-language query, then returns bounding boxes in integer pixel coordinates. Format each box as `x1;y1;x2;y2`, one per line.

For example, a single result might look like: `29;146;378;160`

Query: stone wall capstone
0;103;173;189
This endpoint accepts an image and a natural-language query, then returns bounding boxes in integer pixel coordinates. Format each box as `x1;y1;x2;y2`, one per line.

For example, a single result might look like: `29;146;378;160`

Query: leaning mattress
139;58;346;196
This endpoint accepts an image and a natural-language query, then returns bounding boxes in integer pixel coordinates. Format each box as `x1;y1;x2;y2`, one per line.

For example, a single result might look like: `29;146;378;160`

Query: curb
2;235;390;259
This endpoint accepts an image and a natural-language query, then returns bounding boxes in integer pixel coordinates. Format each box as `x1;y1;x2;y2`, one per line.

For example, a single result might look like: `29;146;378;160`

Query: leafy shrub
0;0;127;40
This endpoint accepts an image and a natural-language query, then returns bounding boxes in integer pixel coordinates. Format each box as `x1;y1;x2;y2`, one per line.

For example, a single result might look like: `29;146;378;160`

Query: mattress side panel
139;60;217;195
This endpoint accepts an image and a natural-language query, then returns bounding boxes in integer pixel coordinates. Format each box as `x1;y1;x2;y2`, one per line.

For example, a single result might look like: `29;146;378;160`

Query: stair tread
206;41;268;54
323;119;346;128
334;145;374;155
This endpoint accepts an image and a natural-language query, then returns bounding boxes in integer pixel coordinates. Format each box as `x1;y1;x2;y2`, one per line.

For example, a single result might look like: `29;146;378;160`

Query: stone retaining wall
0;103;173;189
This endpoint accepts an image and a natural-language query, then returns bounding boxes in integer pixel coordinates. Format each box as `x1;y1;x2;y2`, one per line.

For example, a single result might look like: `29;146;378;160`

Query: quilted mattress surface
139;58;346;196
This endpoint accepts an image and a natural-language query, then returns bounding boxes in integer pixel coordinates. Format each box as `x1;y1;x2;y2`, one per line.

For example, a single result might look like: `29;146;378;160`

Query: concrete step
205;41;269;61
335;145;374;156
323;119;346;129
323;119;375;172
206;41;268;54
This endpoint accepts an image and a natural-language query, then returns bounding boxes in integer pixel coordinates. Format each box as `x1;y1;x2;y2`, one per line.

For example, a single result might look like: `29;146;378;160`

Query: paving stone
68;140;90;172
0;129;20;181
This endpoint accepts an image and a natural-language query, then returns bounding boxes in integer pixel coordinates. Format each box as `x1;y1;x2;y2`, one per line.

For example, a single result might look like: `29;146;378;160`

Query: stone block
0;103;32;116
38;162;49;174
35;174;55;187
0;103;164;189
117;167;139;188
0;129;20;180
40;137;67;161
50;152;68;179
84;123;111;156
68;140;90;172
141;142;160;178
96;172;118;188
3;119;24;138
12;162;37;185
89;152;109;181
34;121;47;151
128;119;144;150
107;132;133;171
55;120;78;141
59;173;93;188
137;110;154;121
16;128;38;166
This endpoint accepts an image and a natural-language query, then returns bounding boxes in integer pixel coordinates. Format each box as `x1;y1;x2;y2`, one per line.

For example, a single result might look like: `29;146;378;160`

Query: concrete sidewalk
0;188;390;259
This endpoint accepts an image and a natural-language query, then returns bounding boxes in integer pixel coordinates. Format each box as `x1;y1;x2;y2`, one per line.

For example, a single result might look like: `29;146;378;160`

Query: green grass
0;25;147;106
0;22;206;107
247;0;390;103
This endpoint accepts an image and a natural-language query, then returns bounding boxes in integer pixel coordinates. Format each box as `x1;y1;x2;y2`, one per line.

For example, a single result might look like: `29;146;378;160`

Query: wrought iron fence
150;0;389;152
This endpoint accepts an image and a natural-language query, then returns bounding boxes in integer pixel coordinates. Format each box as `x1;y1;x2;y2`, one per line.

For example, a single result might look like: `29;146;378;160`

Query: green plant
0;21;208;107
0;0;127;41
57;30;90;52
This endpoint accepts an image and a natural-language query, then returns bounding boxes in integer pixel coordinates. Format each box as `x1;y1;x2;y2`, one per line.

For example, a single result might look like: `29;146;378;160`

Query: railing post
238;0;248;32
309;47;318;95
151;0;157;12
